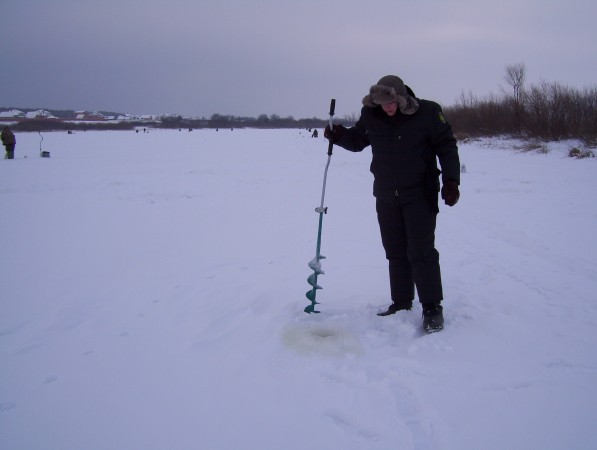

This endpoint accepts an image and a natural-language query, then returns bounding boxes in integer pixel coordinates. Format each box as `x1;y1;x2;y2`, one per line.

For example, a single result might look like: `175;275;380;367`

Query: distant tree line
156;113;354;130
4;114;354;133
444;63;597;143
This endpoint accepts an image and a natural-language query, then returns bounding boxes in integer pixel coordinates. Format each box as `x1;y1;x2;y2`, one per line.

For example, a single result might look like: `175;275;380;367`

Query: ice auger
305;99;336;314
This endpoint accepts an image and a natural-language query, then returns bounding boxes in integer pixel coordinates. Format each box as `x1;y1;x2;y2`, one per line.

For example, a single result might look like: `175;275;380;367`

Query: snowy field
1;128;596;450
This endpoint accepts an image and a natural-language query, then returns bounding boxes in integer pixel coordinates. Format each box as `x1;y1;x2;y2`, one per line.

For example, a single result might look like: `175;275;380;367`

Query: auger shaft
305;99;336;314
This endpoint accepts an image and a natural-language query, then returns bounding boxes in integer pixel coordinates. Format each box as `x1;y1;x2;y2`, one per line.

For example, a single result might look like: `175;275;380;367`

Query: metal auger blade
308;257;325;275
304;303;321;314
306;288;322;302
306;257;323;313
307;273;323;289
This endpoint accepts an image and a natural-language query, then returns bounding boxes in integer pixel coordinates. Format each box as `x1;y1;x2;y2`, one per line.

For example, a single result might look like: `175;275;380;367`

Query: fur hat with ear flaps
362;75;419;115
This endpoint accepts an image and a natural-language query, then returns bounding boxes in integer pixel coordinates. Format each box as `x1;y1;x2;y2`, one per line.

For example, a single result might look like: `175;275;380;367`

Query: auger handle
327;99;336;156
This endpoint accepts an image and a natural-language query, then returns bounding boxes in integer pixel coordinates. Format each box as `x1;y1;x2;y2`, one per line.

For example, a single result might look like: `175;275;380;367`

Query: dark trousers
375;190;443;305
4;145;14;159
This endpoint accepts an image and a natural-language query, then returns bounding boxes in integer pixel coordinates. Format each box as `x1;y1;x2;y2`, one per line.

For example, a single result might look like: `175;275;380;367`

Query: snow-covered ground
1;129;596;449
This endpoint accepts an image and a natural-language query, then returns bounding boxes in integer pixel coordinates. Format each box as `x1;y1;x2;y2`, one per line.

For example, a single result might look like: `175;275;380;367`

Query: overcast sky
2;0;596;119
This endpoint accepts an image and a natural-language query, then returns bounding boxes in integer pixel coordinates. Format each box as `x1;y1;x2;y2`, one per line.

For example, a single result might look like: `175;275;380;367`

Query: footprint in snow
324;408;380;441
0;402;17;412
44;375;58;384
391;383;450;450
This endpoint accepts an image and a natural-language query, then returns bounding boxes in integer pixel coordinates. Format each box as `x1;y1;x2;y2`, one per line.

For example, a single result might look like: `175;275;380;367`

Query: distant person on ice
1;126;16;159
324;75;460;332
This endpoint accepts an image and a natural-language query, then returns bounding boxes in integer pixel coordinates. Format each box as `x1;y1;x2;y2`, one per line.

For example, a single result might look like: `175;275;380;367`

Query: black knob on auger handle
327;99;336;156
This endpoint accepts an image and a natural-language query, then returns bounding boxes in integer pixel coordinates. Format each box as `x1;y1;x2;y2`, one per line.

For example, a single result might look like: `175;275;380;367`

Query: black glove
441;180;460;206
324;124;345;143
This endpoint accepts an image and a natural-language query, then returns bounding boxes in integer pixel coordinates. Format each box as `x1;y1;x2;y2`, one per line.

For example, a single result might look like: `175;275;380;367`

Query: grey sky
2;0;596;119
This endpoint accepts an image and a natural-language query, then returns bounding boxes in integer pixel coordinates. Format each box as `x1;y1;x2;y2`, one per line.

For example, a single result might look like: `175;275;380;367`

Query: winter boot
377;301;412;317
422;303;444;333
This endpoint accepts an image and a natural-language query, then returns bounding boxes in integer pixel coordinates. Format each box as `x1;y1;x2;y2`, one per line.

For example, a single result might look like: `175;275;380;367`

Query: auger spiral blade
308;256;325;275
304;303;320;314
307;273;322;289
305;258;323;314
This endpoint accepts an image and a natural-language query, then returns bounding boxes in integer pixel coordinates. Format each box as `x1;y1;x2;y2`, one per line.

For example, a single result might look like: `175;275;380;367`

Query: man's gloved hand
441;180;460;206
324;124;346;143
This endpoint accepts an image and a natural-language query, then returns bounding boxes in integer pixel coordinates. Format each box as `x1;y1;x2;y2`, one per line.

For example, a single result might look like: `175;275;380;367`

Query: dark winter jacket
1;128;16;147
334;99;460;211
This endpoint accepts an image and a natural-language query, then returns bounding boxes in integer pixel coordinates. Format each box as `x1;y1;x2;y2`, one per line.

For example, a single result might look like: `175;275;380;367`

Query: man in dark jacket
1;127;16;159
324;75;460;332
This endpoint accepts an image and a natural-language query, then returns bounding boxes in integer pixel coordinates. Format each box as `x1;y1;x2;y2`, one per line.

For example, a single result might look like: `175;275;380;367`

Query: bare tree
504;63;526;103
504;63;526;133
